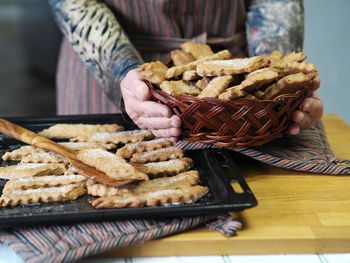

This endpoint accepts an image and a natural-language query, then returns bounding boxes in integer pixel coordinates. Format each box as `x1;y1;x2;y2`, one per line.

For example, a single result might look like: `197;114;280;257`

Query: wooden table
100;114;350;257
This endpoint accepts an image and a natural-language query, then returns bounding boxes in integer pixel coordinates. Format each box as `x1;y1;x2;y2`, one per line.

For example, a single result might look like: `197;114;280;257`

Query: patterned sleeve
48;0;143;108
246;0;304;56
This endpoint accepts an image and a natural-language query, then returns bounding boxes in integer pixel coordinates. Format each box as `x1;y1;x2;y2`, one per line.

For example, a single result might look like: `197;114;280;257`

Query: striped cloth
0;214;240;263
176;120;350;175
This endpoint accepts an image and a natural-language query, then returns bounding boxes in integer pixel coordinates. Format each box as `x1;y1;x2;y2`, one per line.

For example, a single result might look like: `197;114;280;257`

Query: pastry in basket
139;61;168;85
196;77;210;90
240;68;279;92
261;72;317;100
268;50;283;63
196;56;269;76
279;61;318;77
144;157;193;177
71;129;154;145
180;42;214;59
87;170;201;197
198;75;233;98
130;146;184;164
0;163;66;179
76;148;149;181
2;174;87;193
38;123;124;139
160;80;201;96
182;70;199;81
218;86;247;100
280;51;307;64
218;68;278;100
0;184;86;207
170;50;195;66
116;138;173;159
165;49;232;79
269;51;307;72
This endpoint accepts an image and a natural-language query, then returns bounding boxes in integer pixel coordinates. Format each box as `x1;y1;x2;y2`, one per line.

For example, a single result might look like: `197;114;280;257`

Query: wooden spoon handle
0;118;76;159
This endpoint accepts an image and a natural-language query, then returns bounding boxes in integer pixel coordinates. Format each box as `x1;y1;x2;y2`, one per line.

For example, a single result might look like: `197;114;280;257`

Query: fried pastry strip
196;56;269;76
87;170;200;197
2;174;87;193
0;184;86;207
144;157;193;177
91;185;209;208
270;51;308;73
262;72;317;100
130;146;184;164
196;78;210;90
239;68;278;92
198;75;233;98
139;61;168;84
268;50;283;63
20;151;66;164
281;61;318;76
2;142;112;163
180;42;214;59
0;163;66;179
170;50;195;66
160;80;201;96
71;129;154;144
2;146;41;161
76;149;149;181
280;51;307;64
59;141;115;150
182;70;199;81
165;50;232;79
218;86;246;100
39;124;124;139
116;138;173;159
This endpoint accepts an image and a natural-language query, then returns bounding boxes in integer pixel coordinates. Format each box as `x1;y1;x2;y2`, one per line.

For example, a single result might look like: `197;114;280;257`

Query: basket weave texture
149;83;307;147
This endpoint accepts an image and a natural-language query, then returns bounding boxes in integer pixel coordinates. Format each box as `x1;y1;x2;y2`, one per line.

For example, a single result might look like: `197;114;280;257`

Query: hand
120;69;182;141
286;75;324;135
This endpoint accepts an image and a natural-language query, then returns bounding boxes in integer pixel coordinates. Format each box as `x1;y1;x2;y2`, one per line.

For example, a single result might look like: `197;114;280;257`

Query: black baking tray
0;114;257;228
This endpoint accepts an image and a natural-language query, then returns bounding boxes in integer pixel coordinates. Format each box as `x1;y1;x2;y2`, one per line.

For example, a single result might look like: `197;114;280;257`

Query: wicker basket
148;82;307;147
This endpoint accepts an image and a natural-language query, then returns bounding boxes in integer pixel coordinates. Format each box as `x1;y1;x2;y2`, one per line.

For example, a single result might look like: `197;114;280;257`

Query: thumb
133;82;151;101
123;69;151;101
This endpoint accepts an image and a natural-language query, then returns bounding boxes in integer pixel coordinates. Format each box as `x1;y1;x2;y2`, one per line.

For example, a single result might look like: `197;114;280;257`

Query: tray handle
203;148;257;208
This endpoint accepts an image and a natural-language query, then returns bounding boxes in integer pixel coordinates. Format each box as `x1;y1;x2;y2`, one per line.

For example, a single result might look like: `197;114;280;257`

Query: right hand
120;69;182;141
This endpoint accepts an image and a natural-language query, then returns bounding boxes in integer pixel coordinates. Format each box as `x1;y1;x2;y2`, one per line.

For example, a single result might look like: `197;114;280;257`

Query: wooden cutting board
97;114;350;257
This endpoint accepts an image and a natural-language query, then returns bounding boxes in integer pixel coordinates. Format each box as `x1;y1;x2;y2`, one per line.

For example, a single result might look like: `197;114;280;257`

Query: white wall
304;0;350;125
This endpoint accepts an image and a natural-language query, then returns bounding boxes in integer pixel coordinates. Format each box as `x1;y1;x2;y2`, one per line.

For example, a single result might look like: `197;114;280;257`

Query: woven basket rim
147;81;307;147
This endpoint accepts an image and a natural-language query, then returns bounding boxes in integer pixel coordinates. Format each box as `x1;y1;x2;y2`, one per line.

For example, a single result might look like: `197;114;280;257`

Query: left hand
285;75;323;135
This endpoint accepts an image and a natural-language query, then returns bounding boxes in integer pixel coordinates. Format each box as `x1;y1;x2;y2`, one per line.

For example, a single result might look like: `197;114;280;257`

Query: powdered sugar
82;148;114;158
126;138;170;148
15;174;86;183
79;149;130;168
91;130;150;141
11;184;76;195
136;147;178;158
145;159;183;169
14;163;49;170
204;57;258;68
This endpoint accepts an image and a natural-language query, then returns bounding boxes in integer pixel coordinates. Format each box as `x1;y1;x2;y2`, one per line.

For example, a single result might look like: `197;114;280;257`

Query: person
49;0;323;141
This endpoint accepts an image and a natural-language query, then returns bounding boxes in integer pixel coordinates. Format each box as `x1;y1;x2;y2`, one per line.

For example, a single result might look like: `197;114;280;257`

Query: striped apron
56;0;247;115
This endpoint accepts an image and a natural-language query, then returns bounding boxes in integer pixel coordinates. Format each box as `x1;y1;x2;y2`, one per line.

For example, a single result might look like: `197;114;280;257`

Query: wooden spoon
0;118;131;186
